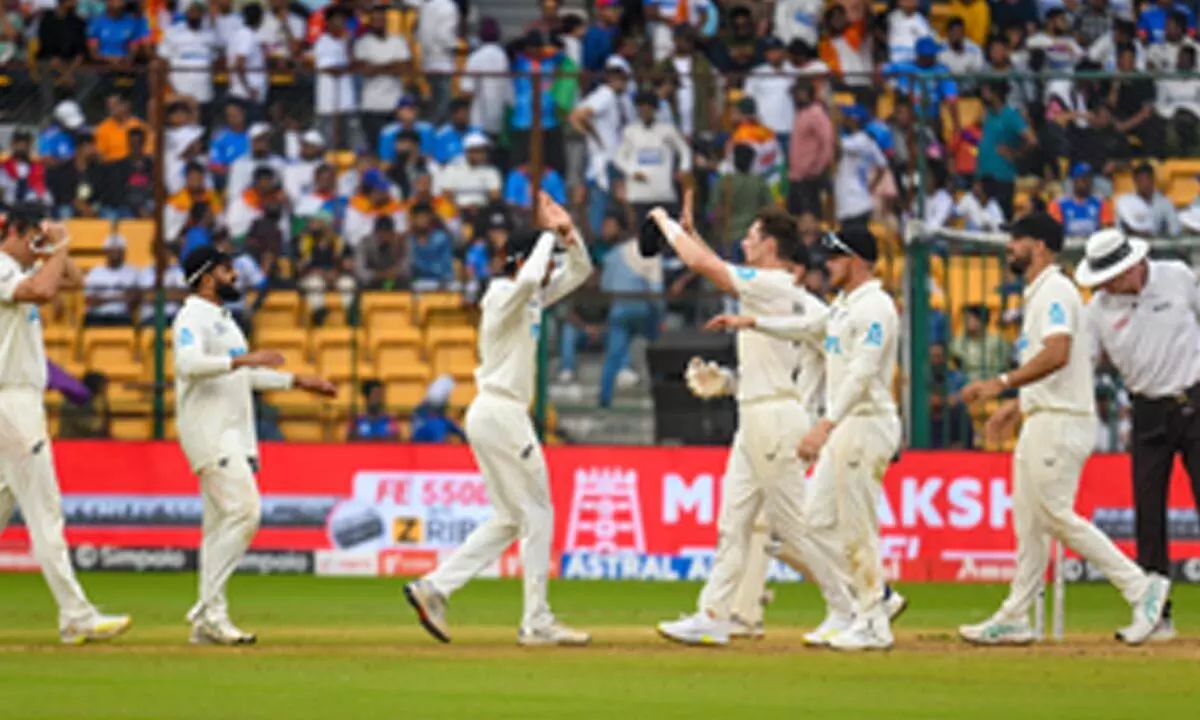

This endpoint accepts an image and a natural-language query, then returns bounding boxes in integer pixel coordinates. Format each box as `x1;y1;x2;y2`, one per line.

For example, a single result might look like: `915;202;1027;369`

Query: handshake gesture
684;357;737;399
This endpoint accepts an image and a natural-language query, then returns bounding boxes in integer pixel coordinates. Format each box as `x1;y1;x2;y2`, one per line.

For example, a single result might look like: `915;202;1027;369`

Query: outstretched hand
704;314;755;332
537;191;574;241
295;375;337;398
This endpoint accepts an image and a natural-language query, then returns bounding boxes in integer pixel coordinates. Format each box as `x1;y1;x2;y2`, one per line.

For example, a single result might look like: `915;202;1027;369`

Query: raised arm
539;193;593;307
648;207;738;296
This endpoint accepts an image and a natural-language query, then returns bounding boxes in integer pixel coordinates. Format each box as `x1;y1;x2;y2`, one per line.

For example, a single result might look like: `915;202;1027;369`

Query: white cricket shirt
612;121;693;204
226;25;268;101
1018;265;1095;415
355;33;412;113
743;282;830;413
579;85;634;186
475;233;593;406
159;23;217;104
745;61;799;135
728;264;805;404
886;10;933;64
823;279;899;422
314;33;357;115
1087;259;1200;399
0;251;47;391
173;295;293;473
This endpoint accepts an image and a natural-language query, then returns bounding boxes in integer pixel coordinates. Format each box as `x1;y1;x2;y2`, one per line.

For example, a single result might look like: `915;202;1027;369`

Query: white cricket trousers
799;413;901;619
999;413;1148;620
425;392;555;630
190;455;261;623
699;398;853;620
0;387;95;626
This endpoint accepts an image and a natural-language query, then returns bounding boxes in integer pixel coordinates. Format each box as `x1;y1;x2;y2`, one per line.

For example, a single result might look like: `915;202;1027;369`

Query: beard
1007;255;1030;276
216;282;242;303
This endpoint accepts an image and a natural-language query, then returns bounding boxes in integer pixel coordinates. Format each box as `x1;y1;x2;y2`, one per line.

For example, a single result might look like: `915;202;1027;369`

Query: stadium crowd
3;0;1200;448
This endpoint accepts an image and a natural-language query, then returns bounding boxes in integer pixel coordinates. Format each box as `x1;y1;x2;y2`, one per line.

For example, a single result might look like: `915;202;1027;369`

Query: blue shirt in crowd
511;53;566;131
410;405;465;443
410;229;455;283
88;12;148;59
504;166;567;209
582;23;618;73
978;104;1028;182
432;123;484;165
1138;4;1196;44
38;125;77;162
209;128;249;172
378;120;437;164
882;62;958;119
465;240;490;280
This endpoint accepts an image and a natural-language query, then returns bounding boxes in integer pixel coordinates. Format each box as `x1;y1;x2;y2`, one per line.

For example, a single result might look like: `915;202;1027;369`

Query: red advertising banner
2;442;1198;581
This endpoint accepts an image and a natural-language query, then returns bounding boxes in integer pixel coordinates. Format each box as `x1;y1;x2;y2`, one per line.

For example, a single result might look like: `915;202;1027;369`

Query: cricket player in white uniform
702;236;908;644
793;227;902;651
405;193;594;647
0;204;131;644
174;246;336;645
958;212;1170;646
650;203;853;646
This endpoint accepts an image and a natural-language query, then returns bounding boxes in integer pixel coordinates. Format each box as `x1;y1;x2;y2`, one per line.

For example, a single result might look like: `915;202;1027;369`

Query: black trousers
1130;385;1200;576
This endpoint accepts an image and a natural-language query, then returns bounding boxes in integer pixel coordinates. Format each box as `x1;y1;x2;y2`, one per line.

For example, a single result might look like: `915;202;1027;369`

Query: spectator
954;177;1005;231
410;376;466;443
1116;162;1181;238
83;234;138;326
950;305;1009;382
1147;10;1199;70
710;144;773;260
614;91;692;221
383;130;431;199
978;79;1036;218
0;130;48;206
313;5;358;149
95;94;152;164
889;95;942;188
946;0;989;47
658;24;711;139
105;127;155;219
745;38;799;148
226;166;288;239
938;18;984;92
460;17;512;144
1094;382;1132;453
527;0;562;36
1108;43;1164;159
226;2;269;122
991;0;1039;36
463;207;506;300
775;0;823;47
598;225;664;406
511;31;569;174
356;2;412;148
403;171;460;237
887;0;934;64
136;244;187;326
417;0;461;124
884;37;960;140
912;163;955;232
304;0;357;45
59;372;111;439
1026;8;1085;71
1049;163;1114;238
557;228;614;386
432;98;483;166
929;379;974;449
1075;0;1113;49
40;101;86;171
379;96;437;164
356;216;408;289
818;3;872;102
37;0;89;100
1088;17;1147;71
570;56;634;237
504;165;568;221
439;134;502;213
212;0;247;50
345;168;407;248
1139;0;1196;45
226;123;287;199
930;341;968;399
254;393;285;442
788;79;835;217
1158;45;1200;152
208;103;250;193
163;124;207;195
164;161;223;245
834;104;887;234
47;132;103;219
283;130;328;205
88;0;149;68
349;381;401;441
295;163;348;232
159;1;218;120
260;0;306;60
296;211;356;325
723;97;783;194
406;202;456;289
582;0;622;74
211;231;265;334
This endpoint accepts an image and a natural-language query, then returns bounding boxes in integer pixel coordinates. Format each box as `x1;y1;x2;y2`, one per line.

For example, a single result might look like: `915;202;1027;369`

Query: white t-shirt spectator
137;263;187;320
671;55;695;138
1088;33;1148;70
939;40;985;77
1025;33;1085;71
1147;38;1200;71
834;131;887;220
1116;191;1182;237
1156;75;1200;120
954;192;1005;231
579;84;634;186
745;62;799;136
648;0;712;61
417;0;460;72
460;43;512;135
438;160;502;209
159;22;218;104
356;32;412;114
213;10;245;51
887;10;933;64
259;9;305;58
84;264;139;318
226;25;268;101
774;0;824;47
314;33;357;115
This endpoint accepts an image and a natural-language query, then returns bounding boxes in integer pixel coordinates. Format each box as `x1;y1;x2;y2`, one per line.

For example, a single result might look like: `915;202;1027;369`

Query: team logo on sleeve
177;328;195;347
864;322;884;347
1048;301;1066;326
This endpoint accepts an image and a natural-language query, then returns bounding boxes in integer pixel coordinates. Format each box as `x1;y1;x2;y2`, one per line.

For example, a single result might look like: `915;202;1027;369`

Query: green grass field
1;574;1198;719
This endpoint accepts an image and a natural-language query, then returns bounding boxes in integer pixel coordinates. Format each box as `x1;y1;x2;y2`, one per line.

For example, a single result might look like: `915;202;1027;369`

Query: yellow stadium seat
312;327;369;374
113;220;155;267
415;292;465;326
449;381;477;410
426;326;477;373
373;327;424;374
110;416;152;441
82;328;137;368
257;327;311;367
66;218;113;252
43;326;77;365
255;292;302;330
385;377;430;411
303;292;350;327
1167;172;1199;208
362;292;415;330
279;415;327;442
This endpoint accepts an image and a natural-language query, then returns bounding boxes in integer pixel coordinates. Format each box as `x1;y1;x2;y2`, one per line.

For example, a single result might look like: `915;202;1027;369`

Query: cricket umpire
1076;228;1200;639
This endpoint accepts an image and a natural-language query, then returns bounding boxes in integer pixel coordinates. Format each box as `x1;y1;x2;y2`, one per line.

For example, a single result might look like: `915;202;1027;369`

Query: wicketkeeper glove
685;356;737;399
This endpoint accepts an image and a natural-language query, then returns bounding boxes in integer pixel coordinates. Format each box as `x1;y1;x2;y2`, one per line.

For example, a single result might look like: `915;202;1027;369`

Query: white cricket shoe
802;611;854;647
518;622;592;647
958;615;1035;646
1118;574;1171;646
1116;616;1176;644
60;613;133;645
828;615;894;651
404;579;450;643
656;612;730;646
729;614;765;640
885;589;909;623
189;616;256;646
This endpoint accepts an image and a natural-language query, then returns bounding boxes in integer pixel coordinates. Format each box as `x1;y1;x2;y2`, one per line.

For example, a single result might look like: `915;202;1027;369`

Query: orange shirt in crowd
94;116;154;163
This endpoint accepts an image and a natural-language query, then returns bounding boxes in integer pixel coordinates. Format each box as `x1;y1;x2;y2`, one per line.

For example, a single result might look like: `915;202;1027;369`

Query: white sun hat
1073;229;1150;288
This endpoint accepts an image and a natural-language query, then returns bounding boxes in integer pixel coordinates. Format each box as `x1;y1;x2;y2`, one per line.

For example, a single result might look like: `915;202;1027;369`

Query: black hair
397;129;421;144
361;379;382;398
184;160;205;175
411;201;434;217
560;14;585;33
732;143;755;174
755;207;800;261
243;3;264;27
947;17;965;30
374;216;396;233
1133;162;1155;178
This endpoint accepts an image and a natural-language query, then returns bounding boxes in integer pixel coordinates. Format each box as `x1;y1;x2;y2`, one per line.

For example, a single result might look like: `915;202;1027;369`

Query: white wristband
659;217;685;248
